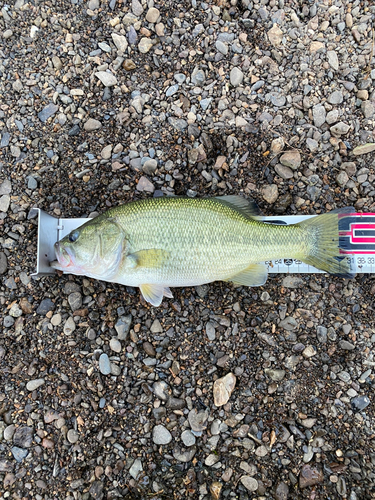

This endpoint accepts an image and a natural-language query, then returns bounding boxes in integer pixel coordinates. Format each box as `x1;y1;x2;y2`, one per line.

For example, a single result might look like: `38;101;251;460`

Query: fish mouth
50;241;73;271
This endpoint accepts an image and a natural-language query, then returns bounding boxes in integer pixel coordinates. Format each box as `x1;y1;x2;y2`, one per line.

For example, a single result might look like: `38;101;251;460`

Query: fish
50;196;354;307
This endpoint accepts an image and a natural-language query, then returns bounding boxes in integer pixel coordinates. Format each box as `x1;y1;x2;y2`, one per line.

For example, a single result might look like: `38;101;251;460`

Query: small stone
138;37;154;54
38;103;59;122
310;41;325;53
265;369;285;381
213;373;236;407
240;476;258;492
268;24;283;46
111;33;128;52
275;482;289;500
3;29;13;39
339;340;355;350
210;482;223;500
115;315;132;340
313;104;326;127
0;195;10;212
36;298;55;315
205;453;220;466
99;353;111;375
191;67;205;86
230;67;244;87
146;7;160;23
52;55;63;70
4;425;16;441
11;447;29;463
269;92;286;107
255;445;268;457
306;138;319;153
153;381;169;401
361;101;374;118
326;109;338;124
351;395;370;411
101;144;112;159
123;59;136;71
153;425;172;445
262;184;279;204
302;345;317;358
143;341;156;356
328;91;343;105
173;446;196;463
131;0;143;16
143;158;158;175
67;429;79;444
150;319;163;333
205;321;216;340
0;252;8;274
155;23;165;36
95;71;117;87
299;464;324;488
84;118;102;131
181;430;196;447
280;150;301;170
327;50;339;70
235;116;248;127
0;132;11;148
64;317;76;335
353;143;375;155
330;122;350;135
270;137;285;154
166;84;179;97
13;427;33;448
216;40;228;55
275;164;293;180
136;176;154;193
27;176;38;189
0;179;11;195
129;459;143;479
188;409;209;432
89;481;104;499
109;338;121;353
68;292;82;312
336;171;349;187
316;326;327;343
26;379;45;391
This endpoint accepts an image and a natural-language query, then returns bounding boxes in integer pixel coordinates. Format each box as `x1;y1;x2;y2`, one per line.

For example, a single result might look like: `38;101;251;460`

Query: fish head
51;217;125;279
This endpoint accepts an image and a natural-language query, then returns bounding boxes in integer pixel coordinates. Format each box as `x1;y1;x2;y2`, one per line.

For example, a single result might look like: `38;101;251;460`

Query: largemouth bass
51;196;354;306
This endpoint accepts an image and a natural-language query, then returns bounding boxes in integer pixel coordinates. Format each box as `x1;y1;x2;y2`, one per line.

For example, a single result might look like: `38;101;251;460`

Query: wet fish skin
51;196;354;306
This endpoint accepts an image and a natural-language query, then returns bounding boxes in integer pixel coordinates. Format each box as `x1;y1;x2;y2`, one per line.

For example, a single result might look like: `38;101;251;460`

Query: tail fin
297;207;355;278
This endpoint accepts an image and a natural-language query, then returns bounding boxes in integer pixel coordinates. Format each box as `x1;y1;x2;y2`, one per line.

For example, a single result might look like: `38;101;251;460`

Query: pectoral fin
225;263;268;287
140;284;174;307
128;249;169;269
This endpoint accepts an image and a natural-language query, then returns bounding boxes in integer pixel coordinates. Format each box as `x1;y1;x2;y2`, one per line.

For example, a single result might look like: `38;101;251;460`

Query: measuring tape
32;209;375;276
263;213;375;275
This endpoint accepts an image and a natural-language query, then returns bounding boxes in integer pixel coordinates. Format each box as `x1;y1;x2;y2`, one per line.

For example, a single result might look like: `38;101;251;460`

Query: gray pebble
327;50;339;70
36;298;55;315
4;425;16;441
174;73;186;83
11;447;29;463
312;104;326;127
306;138;319;153
13;426;33;448
330;122;350;135
191;67;205;86
152;424;172;445
26;378;45;391
275;164;293;180
206;321;216;340
84;118;102;131
109;338;121;353
200;98;212;111
3;316;13;328
38;103;59;123
351;395;370;411
142;158;158;175
339;340;355;350
166;84;179;97
153;381;169;401
215;40;228;55
1;132;11;148
27;176;38;190
129;458;143;479
115;315;132;340
99;353;111;375
327;91;343;105
67;429;79;444
68;292;82;312
361;101;374;118
251;80;265;92
230;67;244;87
0;252;7;274
270;92;286;107
181;429;196;447
0;195;10;212
316;326;327;343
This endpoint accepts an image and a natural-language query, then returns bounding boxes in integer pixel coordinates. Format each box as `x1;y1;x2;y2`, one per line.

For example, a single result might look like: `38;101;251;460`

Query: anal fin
139;284;174;307
225;263;268;287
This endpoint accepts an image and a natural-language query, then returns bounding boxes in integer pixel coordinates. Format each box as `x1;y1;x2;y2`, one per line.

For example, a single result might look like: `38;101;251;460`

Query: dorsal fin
214;195;262;219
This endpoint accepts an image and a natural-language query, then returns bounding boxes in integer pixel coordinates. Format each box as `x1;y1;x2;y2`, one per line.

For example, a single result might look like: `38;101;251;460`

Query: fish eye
69;231;79;243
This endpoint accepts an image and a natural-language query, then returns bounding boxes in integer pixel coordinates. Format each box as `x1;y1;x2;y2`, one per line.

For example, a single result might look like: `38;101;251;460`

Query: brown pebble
143;341;156;356
123;59;136;71
41;438;55;449
19;297;33;314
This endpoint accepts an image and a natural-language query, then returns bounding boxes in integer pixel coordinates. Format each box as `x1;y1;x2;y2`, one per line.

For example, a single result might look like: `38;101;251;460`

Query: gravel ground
1;0;375;498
